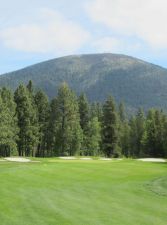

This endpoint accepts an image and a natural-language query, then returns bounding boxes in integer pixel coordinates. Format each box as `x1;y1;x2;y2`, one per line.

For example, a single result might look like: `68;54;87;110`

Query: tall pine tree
49;83;83;156
0;89;18;157
35;90;49;157
102;96;119;157
78;93;90;154
87;117;101;156
14;84;39;156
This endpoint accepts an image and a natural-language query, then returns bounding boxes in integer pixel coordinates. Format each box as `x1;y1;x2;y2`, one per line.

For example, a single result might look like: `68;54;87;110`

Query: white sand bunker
100;158;123;161
59;157;76;160
137;158;166;162
4;157;31;162
80;157;92;160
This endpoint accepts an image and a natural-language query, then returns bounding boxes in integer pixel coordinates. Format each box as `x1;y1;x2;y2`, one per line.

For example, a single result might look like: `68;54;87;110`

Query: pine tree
14;84;39;156
35;90;49;157
120;121;131;157
118;102;126;122
90;102;103;122
129;116;137;157
118;102;130;156
135;108;145;156
27;80;34;94
162;113;167;157
78;93;90;154
50;83;83;156
0;89;18;157
154;110;166;157
129;108;145;157
143;109;167;157
78;94;89;131
87;117;101;156
102;96;119;157
47;98;58;156
124;122;131;157
27;81;39;156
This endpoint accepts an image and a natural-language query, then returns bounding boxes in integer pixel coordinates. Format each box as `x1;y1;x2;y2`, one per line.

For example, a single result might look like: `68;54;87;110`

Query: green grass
0;159;167;225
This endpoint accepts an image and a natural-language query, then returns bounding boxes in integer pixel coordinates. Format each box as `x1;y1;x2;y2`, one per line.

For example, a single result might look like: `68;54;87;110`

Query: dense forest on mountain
1;54;167;113
0;81;167;158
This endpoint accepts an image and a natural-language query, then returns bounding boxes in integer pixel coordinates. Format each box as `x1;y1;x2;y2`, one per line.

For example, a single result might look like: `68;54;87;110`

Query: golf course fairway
0;159;166;225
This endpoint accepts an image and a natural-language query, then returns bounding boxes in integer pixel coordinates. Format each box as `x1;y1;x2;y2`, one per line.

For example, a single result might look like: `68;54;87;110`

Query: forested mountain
1;53;167;112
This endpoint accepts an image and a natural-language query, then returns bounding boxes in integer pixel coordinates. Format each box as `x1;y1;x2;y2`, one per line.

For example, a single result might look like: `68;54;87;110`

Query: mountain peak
0;53;167;112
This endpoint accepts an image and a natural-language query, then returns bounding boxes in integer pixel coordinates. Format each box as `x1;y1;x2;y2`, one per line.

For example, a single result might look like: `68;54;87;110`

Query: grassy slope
0;159;166;225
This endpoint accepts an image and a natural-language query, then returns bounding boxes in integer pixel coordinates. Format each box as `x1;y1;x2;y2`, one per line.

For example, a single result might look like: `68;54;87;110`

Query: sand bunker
58;157;76;160
80;157;92;160
100;158;123;161
4;157;31;162
58;157;93;160
137;158;166;162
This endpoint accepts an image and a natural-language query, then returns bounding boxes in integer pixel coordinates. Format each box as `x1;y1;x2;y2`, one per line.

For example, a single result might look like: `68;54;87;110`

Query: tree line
0;81;167;158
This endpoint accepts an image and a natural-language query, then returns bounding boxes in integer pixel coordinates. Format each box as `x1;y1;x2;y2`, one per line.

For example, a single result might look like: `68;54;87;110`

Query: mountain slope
1;53;167;111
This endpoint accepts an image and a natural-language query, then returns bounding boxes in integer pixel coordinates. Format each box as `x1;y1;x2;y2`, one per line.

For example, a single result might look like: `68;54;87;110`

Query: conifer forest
0;80;167;158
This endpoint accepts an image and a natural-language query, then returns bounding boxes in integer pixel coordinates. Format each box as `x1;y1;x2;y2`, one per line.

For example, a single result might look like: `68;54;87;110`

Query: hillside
1;53;167;111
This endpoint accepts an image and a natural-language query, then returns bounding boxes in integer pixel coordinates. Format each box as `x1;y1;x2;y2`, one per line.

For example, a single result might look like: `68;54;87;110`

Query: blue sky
1;0;167;74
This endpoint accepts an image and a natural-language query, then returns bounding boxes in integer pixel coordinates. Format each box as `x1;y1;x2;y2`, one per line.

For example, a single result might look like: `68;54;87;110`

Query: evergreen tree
50;83;83;156
27;80;34;94
162;113;167;157
129;116;137;157
124;122;131;157
78;94;89;131
87;117;101;156
14;84;39;156
129;108;145;157
90;102;103;121
35;90;49;157
154;110;166;157
0;90;18;157
120;121;131;157
78;93;90;154
143;109;167;157
118;102;126;122
118;102;130;156
47;98;58;156
102;96;119;157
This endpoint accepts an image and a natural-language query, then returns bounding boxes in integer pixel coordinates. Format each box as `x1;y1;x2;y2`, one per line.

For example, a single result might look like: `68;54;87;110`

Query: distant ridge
1;53;167;112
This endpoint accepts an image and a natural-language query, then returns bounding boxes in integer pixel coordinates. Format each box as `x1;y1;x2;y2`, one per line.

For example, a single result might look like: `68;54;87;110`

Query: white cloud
0;8;90;54
86;0;167;49
92;36;141;53
92;36;142;54
93;37;121;52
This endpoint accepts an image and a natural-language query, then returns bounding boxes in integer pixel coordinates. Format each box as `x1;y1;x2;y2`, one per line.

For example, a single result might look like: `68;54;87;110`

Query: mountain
1;53;167;112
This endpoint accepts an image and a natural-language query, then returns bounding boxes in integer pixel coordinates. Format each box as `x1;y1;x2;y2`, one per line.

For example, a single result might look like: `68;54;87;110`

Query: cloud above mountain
0;8;90;54
86;0;167;49
0;0;167;73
